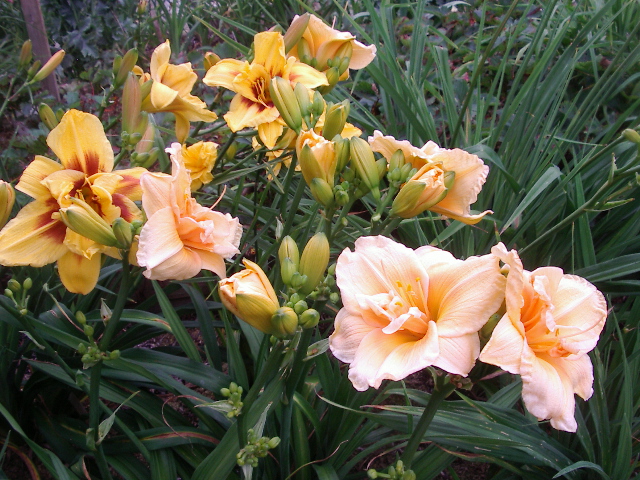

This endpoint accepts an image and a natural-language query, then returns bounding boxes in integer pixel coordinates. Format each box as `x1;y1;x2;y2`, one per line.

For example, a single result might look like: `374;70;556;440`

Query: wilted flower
138;40;217;142
370;131;491;224
479;243;607;432
166;141;218;191
286;14;376;80
0;110;145;294
219;259;281;335
329;236;505;391
136;152;241;280
203;31;327;150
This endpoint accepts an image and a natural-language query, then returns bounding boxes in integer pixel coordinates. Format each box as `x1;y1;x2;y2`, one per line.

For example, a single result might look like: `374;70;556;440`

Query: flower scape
1;5;636;480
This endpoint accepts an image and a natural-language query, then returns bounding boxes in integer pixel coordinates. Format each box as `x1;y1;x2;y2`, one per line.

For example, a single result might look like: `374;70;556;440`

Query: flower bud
321;67;340;92
7;279;20;294
333;136;350;172
294;82;311;121
375;158;387;180
322;100;349;141
297;130;336;187
623;128;640;145
299;232;330;294
311;91;325;118
59;199;119;247
267;437;281;449
269;77;302;133
310;178;335;207
278;236;300;269
296;37;313;64
280;257;297;285
112;217;133;248
22;278;32;291
284;13;310;53
137;0;147;14
219;259;281;335
390;164;450;218
19;40;32;69
298;308;320;329
0;181;15;229
113;55;122;77
388;149;406;172
203;51;221;71
122;73;143;133
27;60;41;80
38;103;58;130
293;300;308;315
32;50;65;83
115;48;138;87
350;137;380;200
271;307;299;337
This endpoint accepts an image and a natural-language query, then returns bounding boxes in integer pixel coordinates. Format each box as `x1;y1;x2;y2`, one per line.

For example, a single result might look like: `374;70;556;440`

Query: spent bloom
137;40;217;142
0;110;145;294
136;152;242;280
329;235;505;391
203;31;328;150
286;13;377;80
166;141;218;191
369;131;491;224
479;243;607;432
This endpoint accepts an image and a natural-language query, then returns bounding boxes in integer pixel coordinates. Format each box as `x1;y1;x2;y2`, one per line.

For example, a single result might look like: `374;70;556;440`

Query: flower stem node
299;232;330;294
271;307;299;337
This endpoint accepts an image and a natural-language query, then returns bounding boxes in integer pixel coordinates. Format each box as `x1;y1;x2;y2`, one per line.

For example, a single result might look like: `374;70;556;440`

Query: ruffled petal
141;245;202;281
150;40;171;80
287;60;328;89
57;250;101;295
47;110;114;175
140;171;173;217
196;250;227;278
329;309;378;364
224;94;280;131
136;206;183;270
479;314;524;374
203;59;247;91
150;81;179;110
434;332;480;376
253;32;286;77
0;200;68;266
16;155;62;200
349;40;377;69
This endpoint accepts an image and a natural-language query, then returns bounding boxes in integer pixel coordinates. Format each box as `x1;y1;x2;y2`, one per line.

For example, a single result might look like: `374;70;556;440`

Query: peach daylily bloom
329;236;505;391
369;131;491;224
479;244;607;432
166;141;218;191
287;14;377;79
139;40;217;142
0;110;145;294
136;152;242;281
203;31;328;143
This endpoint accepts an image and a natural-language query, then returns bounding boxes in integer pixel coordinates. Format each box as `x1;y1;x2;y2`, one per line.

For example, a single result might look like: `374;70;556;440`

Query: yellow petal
368;130;430;169
150;81;179;110
203;59;247;91
0;200;67;266
258;121;285;150
150;40;171;81
286;59;328;89
174;114;190;143
57;250;101;294
41;169;86;207
47;110;114;175
349;39;377;69
224;94;280;131
161;62;197;97
253;32;286;77
16;155;62;200
110;167;147;201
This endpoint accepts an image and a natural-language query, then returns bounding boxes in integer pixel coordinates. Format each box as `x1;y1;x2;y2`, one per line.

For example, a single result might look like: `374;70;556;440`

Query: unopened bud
225;142;238;161
38;103;58;130
203;51;220;71
322;100;349;140
59;198;118;247
269;77;302;133
320;67;340;93
298;308;320;329
389;149;405;171
293;300;308;315
18;40;32;69
27;60;41;80
350;137;380;200
278;236;300;269
271;307;299;337
311;91;325;118
334;188;349;206
294;82;311;120
32;50;65;83
299;232;330;294
83;325;94;337
122;73;143;133
113;55;122;77
622;128;640;144
280;257;298;285
375;158;387;180
140;79;153;101
267;437;281;449
284;13;310;53
112;217;133;248
7;279;20;293
115;48;138;87
296;37;313;64
137;0;147;14
310;177;334;207
22;278;32;291
0;181;15;228
334;136;350;172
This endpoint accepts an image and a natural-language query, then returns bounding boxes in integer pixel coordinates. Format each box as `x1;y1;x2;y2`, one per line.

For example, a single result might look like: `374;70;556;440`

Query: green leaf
552;461;610;479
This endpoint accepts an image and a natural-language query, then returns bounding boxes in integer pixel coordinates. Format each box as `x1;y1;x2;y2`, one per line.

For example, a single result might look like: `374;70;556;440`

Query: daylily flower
136;151;242;281
0;110;145;294
329;235;505;391
166;141;218;191
296;129;336;186
479;244;607;432
286;13;377;80
219;259;281;335
203;31;328;148
369;131;491;224
138;40;217;142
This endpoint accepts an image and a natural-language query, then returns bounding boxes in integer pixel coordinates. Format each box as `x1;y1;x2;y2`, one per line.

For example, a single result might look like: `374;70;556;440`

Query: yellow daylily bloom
329;235;506;391
140;40;217;142
286;13;377;79
0;110;146;294
370;131;492;224
165;141;218;191
203;31;328;134
480;244;607;432
136;153;242;281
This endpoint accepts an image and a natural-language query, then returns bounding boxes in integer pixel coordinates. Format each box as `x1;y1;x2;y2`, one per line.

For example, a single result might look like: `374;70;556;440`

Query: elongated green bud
59;198;118;247
27;60;41;80
278;236;300;269
322;100;349;140
269;77;302;133
294;82;311;120
623;128;640;144
39;103;58;130
115;48;138;87
350;137;380;200
32;50;65;83
203;51;220;71
122;73;142;133
0;181;15;229
19;40;32;69
284;13;310;53
299;232;330;294
310;177;334;207
112;217;133;248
